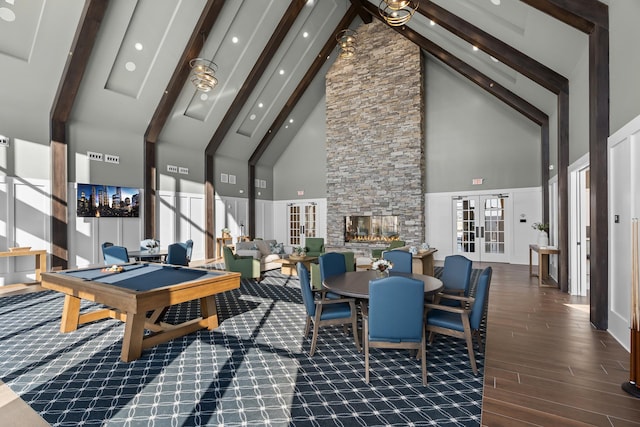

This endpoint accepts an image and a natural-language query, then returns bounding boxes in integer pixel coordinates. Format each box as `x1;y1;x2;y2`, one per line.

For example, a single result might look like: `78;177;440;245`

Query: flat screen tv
76;183;140;218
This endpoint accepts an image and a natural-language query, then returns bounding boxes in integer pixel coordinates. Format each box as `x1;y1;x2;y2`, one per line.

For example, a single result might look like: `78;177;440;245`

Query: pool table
41;263;240;362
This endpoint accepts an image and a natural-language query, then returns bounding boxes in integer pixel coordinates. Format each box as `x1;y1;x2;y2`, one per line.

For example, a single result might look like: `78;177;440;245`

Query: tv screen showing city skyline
76;183;140;218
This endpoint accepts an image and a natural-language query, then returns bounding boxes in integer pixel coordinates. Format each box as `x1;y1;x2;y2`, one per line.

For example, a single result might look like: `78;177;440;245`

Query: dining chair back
185;239;194;262
166;243;189;266
102;245;129;265
365;275;427;385
382;249;412;273
318;252;347;299
438;255;473;307
425;266;492;375
297;262;360;356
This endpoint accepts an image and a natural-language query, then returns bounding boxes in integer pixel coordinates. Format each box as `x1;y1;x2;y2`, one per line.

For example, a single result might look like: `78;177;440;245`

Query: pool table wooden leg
200;295;219;330
121;312;146;362
61;295;81;333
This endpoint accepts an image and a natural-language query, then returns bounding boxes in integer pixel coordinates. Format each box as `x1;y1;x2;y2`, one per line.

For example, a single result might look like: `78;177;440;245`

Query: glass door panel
288;205;301;245
453;195;508;263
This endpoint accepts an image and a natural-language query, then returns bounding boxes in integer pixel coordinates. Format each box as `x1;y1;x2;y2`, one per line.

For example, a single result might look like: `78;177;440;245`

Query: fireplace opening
344;215;399;243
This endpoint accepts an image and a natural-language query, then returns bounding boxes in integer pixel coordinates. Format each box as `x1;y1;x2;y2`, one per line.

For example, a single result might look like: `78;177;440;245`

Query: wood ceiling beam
247;5;360;239
350;0;373;24
519;0;607;32
50;0;109;270
143;0;225;244
415;0;567;95
204;0;307;156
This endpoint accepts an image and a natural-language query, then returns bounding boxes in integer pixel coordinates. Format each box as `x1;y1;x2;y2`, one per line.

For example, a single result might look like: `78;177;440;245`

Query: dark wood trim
248;165;256;239
349;0;373;24
557;90;570;293
415;0;567;94
50;0;109;270
589;24;609;329
144;0;225;240
519;0;607;31
205;154;215;259
204;0;307;156
541;120;550;225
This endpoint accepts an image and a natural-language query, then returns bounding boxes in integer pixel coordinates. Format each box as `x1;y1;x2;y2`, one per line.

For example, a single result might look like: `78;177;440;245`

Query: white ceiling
0;0;588;167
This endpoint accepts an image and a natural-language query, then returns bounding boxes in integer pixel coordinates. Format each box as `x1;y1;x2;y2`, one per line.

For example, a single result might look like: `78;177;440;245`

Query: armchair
371;240;405;259
364;275;427;385
223;246;261;279
304;237;325;257
425;266;493;375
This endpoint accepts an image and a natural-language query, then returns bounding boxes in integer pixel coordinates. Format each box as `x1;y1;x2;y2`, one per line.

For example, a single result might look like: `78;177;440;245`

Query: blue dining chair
318;252;348;299
364;275;427;385
436;255;473;306
102;245;130;265
382;249;413;274
297;262;360;356
184;239;194;262
425;266;493;375
166;243;189;266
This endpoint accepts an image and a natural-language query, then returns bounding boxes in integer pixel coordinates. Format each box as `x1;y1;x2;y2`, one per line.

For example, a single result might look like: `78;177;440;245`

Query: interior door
287;203;317;246
453;195;509;263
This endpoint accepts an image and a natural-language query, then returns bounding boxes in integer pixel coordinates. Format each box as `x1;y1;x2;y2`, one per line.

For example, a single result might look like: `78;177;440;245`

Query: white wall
426;187;542;265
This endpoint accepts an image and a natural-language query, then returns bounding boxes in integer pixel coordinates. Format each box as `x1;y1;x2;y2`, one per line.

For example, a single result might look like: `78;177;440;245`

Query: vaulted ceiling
1;0;593;167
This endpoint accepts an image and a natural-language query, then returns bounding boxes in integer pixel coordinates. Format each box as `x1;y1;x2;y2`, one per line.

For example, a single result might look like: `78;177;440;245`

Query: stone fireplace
325;20;425;249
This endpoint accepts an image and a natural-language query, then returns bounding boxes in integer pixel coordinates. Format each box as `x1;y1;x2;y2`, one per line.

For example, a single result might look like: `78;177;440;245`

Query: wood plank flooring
481;263;640;426
1;262;638;426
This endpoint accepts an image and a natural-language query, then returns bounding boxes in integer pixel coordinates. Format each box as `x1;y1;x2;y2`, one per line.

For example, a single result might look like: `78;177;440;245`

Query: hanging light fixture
189;57;218;92
336;29;357;59
379;0;418;27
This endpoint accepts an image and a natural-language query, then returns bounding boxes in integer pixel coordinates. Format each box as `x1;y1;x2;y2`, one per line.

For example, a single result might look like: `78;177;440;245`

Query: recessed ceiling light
258;103;264;108
279;69;285;75
0;7;16;22
134;42;143;51
289;119;294;123
429;20;435;26
232;36;238;44
490;56;499;62
250;114;256;120
125;61;136;71
472;46;479;51
200;93;208;101
491;0;501;5
285;125;289;129
303;32;309;38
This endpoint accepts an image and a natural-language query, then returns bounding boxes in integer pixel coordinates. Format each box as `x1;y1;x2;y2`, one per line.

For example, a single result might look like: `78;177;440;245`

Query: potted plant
292;246;306;258
146;239;159;253
532;222;549;246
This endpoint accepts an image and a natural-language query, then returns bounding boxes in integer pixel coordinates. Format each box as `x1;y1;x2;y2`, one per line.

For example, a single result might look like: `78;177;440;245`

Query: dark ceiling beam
519;0;607;31
416;0;567;95
50;0;109;270
350;0;373;24
246;5;360;238
143;0;225;242
204;0;307;156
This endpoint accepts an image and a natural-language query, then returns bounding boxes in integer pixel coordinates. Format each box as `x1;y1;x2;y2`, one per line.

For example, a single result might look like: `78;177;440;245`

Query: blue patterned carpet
0;270;483;426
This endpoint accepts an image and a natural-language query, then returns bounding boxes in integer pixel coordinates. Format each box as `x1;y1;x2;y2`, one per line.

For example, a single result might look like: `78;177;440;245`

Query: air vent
0;135;9;146
167;165;178;173
105;154;119;164
178;167;189;175
88;151;103;161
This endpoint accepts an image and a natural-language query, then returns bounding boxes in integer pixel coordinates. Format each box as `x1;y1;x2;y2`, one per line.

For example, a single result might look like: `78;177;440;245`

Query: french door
453;195;509;263
287;203;318;246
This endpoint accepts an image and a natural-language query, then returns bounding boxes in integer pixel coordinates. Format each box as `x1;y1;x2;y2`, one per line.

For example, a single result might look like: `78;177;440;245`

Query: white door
453;195;509;263
287;203;318;246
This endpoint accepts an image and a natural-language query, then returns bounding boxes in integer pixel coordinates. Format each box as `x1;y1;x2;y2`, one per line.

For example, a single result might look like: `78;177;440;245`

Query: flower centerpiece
291;246;306;259
146;239;159;253
221;227;231;238
372;258;393;277
532;222;549;246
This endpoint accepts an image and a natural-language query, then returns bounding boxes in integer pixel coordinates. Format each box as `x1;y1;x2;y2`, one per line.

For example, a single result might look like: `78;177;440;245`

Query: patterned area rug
0;270;483;426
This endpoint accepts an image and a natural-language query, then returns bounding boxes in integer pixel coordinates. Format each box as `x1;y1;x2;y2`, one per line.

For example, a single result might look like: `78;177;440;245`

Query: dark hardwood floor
481;263;640;426
1;262;638;426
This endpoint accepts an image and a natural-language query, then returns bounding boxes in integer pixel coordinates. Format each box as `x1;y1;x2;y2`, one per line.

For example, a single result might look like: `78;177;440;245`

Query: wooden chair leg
462;317;478;375
421;328;427;386
351;302;361;352
309;321;320;356
364;320;370;383
304;316;311;338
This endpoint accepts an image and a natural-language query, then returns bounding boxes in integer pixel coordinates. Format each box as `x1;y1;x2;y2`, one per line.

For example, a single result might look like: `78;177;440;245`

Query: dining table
323;270;443;299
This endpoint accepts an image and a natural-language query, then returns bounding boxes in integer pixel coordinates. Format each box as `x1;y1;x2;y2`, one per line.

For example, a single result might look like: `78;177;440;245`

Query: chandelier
189;58;218;92
336;29;357;59
379;0;418;27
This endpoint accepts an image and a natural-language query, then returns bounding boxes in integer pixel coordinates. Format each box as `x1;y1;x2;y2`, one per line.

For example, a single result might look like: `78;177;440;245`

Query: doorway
287;202;318;246
452;194;509;263
569;165;590;296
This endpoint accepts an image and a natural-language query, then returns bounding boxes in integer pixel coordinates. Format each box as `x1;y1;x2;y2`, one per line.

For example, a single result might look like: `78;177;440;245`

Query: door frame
568;153;590;296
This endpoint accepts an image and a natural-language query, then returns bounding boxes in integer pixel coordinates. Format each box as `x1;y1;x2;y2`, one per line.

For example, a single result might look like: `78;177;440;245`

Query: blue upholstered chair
382;249;412;274
364;276;427;385
102;244;130;265
304;237;325;257
318;252;347;299
166;243;189;266
436;255;473;306
184;239;194;262
425;266;493;375
297;262;360;356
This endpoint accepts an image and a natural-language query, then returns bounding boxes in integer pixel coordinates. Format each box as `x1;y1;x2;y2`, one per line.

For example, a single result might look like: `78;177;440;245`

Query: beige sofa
235;239;289;272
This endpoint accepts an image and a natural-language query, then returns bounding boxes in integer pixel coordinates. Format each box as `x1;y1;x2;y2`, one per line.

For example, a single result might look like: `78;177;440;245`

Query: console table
216;237;234;258
529;244;560;287
0;249;47;284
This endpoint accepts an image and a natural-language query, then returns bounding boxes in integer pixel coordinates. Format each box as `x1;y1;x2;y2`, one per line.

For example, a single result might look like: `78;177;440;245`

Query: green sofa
371;240;405;259
223;246;261;279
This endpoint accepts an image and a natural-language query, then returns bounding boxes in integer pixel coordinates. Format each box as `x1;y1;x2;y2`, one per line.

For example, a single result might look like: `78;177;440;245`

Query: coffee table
274;256;318;276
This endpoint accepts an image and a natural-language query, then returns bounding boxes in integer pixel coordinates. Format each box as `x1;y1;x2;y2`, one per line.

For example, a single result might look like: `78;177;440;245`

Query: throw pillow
269;242;285;254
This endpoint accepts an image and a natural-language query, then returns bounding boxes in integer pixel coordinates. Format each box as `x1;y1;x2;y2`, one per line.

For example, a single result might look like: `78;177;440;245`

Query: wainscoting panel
158;190;205;262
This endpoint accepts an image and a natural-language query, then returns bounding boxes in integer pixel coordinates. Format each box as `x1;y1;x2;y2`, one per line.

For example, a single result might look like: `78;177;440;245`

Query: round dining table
323;270;443;299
